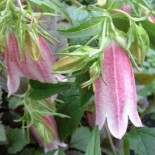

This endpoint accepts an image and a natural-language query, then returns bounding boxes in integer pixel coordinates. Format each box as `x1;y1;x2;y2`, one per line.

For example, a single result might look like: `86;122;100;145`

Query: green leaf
85;126;101;155
58;17;104;38
70;127;91;152
135;73;155;85
138;81;155;97
29;0;71;22
7;128;27;154
0;124;7;144
58;149;66;155
29;80;71;100
76;74;93;106
141;20;155;49
71;7;90;25
125;127;155;155
56;85;85;140
112;16;130;33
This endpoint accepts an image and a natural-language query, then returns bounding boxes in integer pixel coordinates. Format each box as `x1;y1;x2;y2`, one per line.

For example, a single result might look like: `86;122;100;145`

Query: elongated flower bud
95;42;142;139
31;116;67;153
5;34;56;96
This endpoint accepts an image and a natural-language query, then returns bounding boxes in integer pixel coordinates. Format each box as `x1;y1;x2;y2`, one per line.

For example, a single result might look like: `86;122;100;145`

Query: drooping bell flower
31;116;67;153
95;42;142;139
5;33;66;97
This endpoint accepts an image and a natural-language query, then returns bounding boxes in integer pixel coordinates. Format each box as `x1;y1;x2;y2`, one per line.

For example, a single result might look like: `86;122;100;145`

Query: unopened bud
53;56;82;72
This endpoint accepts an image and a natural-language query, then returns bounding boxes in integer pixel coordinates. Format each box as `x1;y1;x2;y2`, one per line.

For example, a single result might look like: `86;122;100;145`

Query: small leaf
112;16;130;33
29;80;71;100
58;17;104;38
125;127;155;155
141;20;155;49
85;126;101;155
70;127;91;152
7;128;27;154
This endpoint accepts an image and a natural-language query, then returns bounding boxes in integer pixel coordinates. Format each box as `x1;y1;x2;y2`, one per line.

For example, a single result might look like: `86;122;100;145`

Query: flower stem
69;0;83;7
105;123;117;155
17;0;24;11
140;102;155;119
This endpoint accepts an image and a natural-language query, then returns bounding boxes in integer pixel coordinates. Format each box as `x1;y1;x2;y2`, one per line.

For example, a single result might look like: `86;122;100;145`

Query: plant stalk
105;123;117;155
140;102;155;119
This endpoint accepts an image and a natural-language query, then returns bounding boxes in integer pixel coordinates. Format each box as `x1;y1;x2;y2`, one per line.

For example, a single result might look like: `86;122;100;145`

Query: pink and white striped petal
95;42;142;139
5;34;24;96
5;34;57;96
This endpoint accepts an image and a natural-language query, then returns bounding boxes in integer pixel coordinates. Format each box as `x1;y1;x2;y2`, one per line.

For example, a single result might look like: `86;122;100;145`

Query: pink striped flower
31;116;67;153
5;34;66;97
95;42;142;139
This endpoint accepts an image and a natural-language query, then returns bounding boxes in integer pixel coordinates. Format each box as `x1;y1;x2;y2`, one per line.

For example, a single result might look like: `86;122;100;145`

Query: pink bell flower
5;33;66;97
95;42;143;139
31;116;67;153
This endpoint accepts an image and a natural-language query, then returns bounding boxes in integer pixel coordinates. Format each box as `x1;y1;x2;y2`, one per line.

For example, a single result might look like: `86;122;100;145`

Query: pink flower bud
148;16;155;23
5;34;65;96
31;116;67;153
95;42;142;139
120;5;131;14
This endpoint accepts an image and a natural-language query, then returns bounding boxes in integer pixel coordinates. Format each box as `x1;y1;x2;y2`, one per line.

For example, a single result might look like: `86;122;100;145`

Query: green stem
69;0;83;7
17;0;24;11
123;136;130;155
105;123;117;155
140;102;155;119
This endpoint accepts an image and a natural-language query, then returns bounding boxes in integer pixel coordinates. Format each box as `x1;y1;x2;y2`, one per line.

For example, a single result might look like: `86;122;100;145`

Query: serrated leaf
29;80;71;100
58;17;104;38
29;0;71;22
7;128;27;154
70;127;91;152
85;126;101;155
125;127;155;155
56;85;85;140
